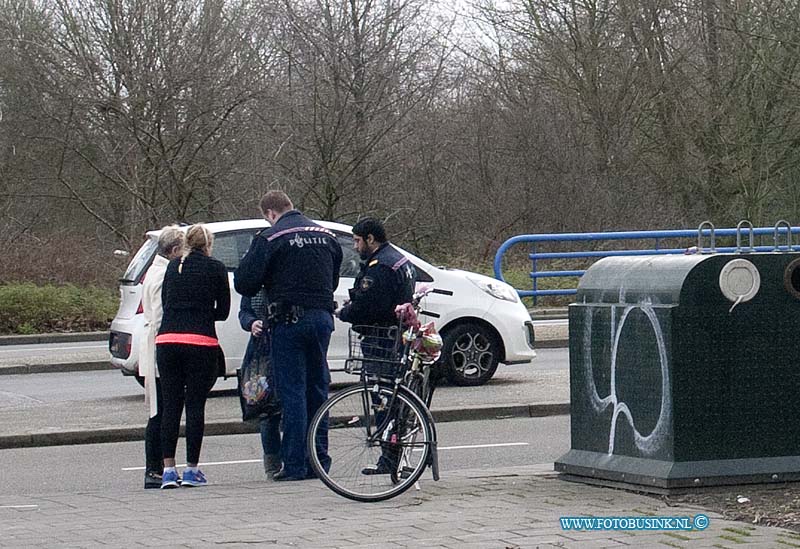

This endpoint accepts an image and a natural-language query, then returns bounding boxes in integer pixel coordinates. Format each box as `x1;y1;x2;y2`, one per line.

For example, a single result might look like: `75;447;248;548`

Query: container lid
718;258;760;304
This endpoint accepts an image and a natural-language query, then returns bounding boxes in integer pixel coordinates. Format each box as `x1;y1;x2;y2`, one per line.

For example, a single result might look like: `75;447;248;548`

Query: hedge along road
0;347;570;449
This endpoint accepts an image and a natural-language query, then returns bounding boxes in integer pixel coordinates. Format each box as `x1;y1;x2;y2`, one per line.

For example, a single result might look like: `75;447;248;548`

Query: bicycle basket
345;325;403;377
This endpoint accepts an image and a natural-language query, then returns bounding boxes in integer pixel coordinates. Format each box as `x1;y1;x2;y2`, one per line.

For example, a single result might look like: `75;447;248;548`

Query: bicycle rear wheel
307;383;433;502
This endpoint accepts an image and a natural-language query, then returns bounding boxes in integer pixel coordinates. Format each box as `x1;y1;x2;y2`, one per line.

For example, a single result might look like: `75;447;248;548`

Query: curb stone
0;339;570;376
0;360;113;375
0;308;568;346
0;402;570;450
535;338;569;349
0;331;108;346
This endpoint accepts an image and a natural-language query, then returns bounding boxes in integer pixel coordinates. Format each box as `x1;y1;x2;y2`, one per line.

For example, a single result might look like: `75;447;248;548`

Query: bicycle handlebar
399;287;451;327
412;286;453;304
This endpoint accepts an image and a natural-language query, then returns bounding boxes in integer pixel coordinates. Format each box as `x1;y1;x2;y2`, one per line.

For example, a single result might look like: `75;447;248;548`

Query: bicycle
306;286;452;502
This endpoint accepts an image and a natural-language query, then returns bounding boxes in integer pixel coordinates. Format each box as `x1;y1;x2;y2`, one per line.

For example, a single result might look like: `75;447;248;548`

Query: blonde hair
178;224;214;273
157;226;185;257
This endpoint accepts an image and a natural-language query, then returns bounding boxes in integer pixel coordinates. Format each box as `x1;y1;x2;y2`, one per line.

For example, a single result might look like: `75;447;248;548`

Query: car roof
145;218;354;237
143;218;437;272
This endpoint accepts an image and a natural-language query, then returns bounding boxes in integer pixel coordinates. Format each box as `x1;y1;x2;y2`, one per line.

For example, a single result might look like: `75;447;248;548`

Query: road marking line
0;505;38;509
438;442;529;450
0;392;43;404
122;459;261;471
121;443;530;471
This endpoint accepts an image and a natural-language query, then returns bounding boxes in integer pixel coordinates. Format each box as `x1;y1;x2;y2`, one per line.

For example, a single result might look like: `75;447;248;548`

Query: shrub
0;283;118;334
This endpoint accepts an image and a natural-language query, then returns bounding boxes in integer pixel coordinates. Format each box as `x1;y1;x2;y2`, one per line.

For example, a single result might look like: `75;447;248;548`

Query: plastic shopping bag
237;336;279;421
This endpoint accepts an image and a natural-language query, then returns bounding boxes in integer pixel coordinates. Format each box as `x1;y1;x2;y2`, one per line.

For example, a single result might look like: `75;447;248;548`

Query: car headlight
467;275;519;303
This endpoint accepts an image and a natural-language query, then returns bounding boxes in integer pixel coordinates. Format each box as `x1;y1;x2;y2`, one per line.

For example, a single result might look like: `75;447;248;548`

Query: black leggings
157;344;218;464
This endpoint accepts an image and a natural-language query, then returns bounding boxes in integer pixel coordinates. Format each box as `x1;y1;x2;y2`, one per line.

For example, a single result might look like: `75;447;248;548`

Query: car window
334;233;434;282
121;238;158;285
336;234;361;278
414;264;434;283
213;230;260;270
213;229;424;280
213;229;361;275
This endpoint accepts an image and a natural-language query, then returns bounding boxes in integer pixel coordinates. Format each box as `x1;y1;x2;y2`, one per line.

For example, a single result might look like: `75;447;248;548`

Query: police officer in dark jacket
336;217;416;475
235;190;343;481
338;217;416;327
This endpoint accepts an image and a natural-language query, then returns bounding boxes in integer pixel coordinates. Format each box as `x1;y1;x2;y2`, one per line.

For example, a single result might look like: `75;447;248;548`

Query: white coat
138;254;170;418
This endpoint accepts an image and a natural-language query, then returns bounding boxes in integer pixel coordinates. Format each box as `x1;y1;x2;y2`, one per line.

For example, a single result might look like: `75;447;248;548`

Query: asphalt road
0;415;570;496
0;348;568;404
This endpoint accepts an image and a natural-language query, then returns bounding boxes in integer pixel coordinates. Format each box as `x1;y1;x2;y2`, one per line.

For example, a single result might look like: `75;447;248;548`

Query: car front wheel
441;322;500;386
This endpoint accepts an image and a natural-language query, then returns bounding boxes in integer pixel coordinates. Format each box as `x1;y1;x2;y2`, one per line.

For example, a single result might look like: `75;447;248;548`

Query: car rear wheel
441;322;500;386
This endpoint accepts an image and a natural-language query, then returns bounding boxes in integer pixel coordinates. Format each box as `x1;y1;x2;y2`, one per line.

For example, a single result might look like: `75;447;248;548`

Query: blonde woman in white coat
139;226;185;489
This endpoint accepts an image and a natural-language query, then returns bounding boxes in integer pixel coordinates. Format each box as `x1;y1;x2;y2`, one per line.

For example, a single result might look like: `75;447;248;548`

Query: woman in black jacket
156;224;230;488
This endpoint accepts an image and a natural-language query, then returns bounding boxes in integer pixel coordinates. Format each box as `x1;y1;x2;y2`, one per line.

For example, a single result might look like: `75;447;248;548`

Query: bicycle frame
356;288;448;479
309;286;451;501
360;306;434;441
358;348;421;444
356;372;440;482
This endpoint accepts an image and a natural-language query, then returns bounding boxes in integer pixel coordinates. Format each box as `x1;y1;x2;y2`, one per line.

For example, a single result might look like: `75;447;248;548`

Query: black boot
263;454;281;479
144;460;163;489
144;470;162;489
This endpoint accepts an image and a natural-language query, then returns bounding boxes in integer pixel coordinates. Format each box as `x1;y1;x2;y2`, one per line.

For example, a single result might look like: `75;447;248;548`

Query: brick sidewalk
1;465;795;548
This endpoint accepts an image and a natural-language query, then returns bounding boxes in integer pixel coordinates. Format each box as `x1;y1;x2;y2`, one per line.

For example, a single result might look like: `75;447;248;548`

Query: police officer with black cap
336;217;417;475
235;190;343;481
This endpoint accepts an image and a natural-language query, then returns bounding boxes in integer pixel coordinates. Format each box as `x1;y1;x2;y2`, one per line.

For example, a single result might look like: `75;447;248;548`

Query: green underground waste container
554;252;800;489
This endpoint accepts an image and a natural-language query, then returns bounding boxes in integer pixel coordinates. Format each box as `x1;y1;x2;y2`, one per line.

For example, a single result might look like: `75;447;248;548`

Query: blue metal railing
493;222;800;301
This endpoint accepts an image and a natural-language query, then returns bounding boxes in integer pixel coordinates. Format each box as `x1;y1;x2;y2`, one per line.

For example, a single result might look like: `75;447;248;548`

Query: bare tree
0;0;75;250
266;0;452;221
3;0;279;247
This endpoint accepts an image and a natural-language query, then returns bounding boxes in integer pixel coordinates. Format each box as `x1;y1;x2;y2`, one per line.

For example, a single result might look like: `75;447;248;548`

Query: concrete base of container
555;449;800;492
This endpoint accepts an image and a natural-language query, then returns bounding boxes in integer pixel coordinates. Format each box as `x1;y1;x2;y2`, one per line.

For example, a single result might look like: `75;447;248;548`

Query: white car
109;219;536;386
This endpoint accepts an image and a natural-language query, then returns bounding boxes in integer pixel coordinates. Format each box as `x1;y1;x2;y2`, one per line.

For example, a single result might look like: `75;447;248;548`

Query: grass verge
0;283;117;335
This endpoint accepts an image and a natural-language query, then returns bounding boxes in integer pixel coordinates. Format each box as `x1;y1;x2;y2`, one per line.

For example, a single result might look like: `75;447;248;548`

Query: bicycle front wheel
406;367;434;407
307;383;433;502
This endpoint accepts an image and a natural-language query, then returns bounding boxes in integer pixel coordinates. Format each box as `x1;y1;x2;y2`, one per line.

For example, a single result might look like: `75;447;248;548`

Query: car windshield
337;234;361;278
212;230;365;277
120;238;158;284
212;230;260;270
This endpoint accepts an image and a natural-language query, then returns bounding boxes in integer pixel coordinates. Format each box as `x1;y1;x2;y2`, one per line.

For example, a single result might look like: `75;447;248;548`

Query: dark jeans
157;343;218;464
260;414;281;456
361;328;402;469
271;309;333;478
144;378;163;473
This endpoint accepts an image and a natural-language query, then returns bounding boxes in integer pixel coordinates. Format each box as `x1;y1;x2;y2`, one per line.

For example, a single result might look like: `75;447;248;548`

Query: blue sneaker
181;469;207;487
160;469;181;489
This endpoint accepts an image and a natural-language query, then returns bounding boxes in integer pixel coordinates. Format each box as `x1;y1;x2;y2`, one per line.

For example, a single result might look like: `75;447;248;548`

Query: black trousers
157;343;218;465
144;378;163;473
